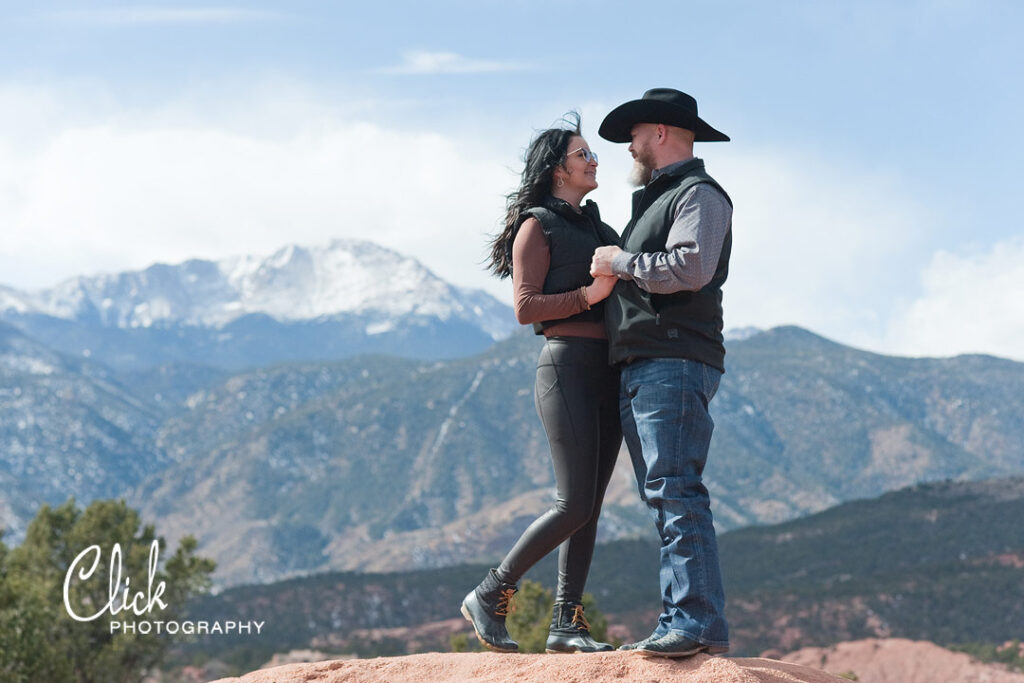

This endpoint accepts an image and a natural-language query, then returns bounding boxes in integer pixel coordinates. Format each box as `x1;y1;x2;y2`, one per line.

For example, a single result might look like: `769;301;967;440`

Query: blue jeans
619;357;728;648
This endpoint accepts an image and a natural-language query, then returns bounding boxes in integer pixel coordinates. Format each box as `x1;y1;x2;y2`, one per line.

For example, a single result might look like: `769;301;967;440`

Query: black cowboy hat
599;88;730;143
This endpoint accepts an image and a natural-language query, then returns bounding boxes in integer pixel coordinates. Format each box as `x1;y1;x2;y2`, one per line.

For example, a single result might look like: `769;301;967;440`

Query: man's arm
591;184;731;294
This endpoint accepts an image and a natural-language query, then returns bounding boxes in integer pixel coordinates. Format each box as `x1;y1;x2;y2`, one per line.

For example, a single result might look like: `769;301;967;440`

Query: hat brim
599;100;730;143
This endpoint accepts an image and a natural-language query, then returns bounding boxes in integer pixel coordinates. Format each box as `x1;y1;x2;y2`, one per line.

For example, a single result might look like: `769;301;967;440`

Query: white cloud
709;145;934;353
706;146;1022;361
885;237;1024;361
43;7;281;26
376;51;531;75
0;86;516;302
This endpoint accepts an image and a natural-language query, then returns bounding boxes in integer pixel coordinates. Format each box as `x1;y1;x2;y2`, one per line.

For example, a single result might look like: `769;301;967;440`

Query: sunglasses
565;147;598;164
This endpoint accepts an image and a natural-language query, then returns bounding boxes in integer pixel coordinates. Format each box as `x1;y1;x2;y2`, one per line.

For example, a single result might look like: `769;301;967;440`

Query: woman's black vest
519;197;621;334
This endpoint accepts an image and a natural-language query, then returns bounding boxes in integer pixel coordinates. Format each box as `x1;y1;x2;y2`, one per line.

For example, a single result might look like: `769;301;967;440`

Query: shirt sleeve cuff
611;251;637;280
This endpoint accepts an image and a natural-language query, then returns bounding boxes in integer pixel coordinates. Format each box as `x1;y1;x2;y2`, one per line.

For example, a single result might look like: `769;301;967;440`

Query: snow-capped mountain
4;240;512;338
0;240;516;371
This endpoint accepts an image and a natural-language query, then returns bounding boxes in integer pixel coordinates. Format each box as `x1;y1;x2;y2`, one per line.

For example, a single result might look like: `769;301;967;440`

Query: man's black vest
605;158;732;370
520;197;620;334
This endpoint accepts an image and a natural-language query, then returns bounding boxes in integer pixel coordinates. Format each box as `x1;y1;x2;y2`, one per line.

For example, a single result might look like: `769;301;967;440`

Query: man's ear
656;124;668;145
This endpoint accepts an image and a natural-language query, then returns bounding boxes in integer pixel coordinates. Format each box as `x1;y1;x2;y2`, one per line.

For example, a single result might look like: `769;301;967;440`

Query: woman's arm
512;218;616;324
512;218;588;324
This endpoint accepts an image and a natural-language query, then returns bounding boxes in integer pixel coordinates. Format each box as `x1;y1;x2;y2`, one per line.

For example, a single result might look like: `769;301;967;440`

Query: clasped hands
585;246;623;305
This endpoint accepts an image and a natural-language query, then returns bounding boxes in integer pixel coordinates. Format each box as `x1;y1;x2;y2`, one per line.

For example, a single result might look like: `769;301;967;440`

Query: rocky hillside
709;326;1023;522
129;326;1024;585
1;322;1021;580
0;321;168;534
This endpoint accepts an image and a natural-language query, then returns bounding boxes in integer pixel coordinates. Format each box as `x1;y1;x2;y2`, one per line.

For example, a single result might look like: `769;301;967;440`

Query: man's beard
628;158;654;187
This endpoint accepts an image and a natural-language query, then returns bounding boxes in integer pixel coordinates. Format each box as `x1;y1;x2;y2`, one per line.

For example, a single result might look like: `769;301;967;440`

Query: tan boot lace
571;604;591;631
495;587;517;617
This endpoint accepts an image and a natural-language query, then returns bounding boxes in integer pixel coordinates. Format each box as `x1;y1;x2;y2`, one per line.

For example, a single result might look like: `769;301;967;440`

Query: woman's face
556;135;599;194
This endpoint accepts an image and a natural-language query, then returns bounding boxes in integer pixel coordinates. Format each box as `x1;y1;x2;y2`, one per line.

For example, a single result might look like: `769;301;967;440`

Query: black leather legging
497;337;622;603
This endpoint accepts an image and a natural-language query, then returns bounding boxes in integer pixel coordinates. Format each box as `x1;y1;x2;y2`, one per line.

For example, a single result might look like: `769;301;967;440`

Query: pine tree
0;498;215;683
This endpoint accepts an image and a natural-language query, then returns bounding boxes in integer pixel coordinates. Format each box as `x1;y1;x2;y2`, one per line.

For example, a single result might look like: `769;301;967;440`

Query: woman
461;114;622;654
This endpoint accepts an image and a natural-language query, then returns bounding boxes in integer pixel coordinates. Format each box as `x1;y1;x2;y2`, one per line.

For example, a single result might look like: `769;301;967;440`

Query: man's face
627;123;658;187
628;123;658;167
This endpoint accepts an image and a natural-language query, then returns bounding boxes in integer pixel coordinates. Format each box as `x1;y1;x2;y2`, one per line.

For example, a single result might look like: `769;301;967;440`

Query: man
590;88;732;658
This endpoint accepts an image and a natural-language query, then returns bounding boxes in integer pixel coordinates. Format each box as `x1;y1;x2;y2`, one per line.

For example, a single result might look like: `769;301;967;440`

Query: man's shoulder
680;181;730;206
669;172;732;214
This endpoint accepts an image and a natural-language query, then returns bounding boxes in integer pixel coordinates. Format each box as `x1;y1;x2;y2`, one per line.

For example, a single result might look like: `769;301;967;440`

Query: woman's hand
586;275;618;305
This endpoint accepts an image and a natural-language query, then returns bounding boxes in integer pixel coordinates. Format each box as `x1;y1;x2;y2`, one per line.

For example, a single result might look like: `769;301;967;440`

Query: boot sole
636;647;704;658
630;639;728;658
546;641;614;654
460;602;518;653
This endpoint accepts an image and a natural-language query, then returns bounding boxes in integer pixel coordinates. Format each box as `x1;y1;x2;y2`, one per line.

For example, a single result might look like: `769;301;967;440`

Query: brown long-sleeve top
511;217;607;339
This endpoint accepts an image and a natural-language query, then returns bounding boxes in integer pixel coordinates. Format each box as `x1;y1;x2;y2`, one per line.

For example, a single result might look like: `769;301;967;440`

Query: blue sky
1;1;1022;360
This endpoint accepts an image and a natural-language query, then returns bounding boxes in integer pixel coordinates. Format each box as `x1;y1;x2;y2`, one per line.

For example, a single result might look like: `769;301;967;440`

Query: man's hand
590;245;623;277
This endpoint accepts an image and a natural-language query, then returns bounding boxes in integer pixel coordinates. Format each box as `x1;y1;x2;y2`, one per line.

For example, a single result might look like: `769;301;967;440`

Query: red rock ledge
211;651;846;683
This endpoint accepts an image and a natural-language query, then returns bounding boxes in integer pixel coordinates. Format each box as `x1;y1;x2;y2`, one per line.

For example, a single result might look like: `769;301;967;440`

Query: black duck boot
461;568;519;652
545;601;613;653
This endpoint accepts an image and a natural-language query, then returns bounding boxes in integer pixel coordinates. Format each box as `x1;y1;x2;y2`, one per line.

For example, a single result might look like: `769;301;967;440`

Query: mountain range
0;320;169;534
1;240;1022;586
0;239;515;371
128;325;1023;586
2;307;1022;587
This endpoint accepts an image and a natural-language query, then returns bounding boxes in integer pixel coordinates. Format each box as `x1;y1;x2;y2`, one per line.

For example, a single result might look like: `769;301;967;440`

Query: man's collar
650;156;701;183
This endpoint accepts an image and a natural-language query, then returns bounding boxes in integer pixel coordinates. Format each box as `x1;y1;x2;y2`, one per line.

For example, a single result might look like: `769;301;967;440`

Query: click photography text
64;538;264;636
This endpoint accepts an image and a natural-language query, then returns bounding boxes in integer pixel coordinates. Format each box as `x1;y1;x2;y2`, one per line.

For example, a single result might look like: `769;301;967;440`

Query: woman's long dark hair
487;112;582;278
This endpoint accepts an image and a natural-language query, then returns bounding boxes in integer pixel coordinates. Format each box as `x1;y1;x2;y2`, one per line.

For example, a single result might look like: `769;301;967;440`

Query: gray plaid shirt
610;159;732;294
